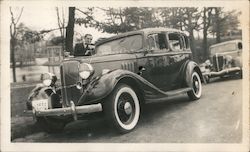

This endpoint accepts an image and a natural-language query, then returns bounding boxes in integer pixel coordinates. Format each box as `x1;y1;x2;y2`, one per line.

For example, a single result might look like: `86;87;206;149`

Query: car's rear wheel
36;117;66;133
104;83;140;133
187;71;202;100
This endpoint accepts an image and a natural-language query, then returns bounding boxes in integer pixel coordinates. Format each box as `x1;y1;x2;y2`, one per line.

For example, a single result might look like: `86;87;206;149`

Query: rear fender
184;61;204;87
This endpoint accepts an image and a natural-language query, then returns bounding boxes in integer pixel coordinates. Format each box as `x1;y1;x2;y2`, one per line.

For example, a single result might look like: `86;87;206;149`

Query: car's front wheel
104;83;140;133
187;71;202;100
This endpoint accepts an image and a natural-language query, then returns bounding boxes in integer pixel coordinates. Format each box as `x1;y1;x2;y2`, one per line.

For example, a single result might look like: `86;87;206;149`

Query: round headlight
79;71;91;79
42;73;57;86
79;63;94;80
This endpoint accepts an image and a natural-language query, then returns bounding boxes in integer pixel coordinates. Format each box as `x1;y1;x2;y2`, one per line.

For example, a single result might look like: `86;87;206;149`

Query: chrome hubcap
195;81;199;89
117;92;135;124
124;102;132;115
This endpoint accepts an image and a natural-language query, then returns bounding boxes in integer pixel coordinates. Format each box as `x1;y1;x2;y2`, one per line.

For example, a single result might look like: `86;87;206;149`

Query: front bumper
203;67;241;77
24;101;102;120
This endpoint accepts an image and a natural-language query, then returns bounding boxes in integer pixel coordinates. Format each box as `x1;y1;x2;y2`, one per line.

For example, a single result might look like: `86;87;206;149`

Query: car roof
139;27;187;35
95;27;187;46
210;39;242;48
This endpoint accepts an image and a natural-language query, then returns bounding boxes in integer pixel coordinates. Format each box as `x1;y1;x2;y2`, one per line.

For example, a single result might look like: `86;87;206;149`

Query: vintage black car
25;28;203;133
201;39;242;83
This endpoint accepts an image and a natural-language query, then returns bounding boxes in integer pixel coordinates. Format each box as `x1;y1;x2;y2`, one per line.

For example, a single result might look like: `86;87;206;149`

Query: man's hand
88;44;95;50
85;44;95;55
64;52;73;57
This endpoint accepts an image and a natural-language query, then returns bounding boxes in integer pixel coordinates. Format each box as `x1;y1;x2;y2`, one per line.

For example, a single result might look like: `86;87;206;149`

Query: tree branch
62;7;65;36
96;7;109;12
9;7;15;23
56;7;63;36
75;8;101;26
15;7;24;24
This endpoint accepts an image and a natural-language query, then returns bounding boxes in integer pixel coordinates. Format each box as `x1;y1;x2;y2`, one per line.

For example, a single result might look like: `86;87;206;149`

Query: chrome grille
60;61;81;106
212;55;224;72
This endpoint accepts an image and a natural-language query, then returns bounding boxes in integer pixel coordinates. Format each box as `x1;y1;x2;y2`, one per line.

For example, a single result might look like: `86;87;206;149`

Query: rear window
95;34;143;55
168;33;184;51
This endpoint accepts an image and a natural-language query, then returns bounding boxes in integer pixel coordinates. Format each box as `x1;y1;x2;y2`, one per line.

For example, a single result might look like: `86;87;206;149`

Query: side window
148;35;158;49
147;33;168;51
168;33;184;51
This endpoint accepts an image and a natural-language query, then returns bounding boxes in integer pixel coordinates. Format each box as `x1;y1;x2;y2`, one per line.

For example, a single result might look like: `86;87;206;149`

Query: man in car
74;34;95;56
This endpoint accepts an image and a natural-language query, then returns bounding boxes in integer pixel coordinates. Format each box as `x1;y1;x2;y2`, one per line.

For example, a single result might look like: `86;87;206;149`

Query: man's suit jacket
74;43;89;56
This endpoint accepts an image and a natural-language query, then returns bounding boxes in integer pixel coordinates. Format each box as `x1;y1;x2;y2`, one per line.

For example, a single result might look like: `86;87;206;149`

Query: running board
145;87;192;103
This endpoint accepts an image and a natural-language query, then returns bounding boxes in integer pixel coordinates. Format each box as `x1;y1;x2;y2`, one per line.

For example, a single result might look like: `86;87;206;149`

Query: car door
166;32;191;90
137;32;172;90
137;31;191;91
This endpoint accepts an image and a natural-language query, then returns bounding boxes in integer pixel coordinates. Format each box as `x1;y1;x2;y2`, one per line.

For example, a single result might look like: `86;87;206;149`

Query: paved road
13;77;242;143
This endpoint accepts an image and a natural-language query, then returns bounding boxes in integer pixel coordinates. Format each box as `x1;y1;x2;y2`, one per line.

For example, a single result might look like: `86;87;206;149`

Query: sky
12;6;243;42
13;7;114;42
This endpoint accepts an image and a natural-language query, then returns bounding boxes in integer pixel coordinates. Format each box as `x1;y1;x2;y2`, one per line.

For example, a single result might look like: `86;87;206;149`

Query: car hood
77;53;137;64
64;53;137;76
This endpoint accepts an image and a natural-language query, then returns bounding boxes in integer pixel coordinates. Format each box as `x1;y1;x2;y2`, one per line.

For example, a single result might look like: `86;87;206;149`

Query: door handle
138;66;146;75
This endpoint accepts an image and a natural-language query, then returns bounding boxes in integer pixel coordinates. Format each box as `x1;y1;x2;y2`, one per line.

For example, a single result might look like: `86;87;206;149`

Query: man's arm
84;44;95;56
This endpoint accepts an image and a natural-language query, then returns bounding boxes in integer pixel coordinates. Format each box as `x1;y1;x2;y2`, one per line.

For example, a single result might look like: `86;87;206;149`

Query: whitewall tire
187;71;202;100
104;83;140;133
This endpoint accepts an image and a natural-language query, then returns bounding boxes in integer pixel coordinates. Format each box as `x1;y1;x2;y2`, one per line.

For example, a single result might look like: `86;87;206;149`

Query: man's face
84;35;93;45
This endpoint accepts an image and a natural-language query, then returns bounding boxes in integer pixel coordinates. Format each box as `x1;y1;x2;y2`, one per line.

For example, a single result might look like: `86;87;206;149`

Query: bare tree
214;8;222;43
56;7;66;59
202;7;213;60
180;8;202;61
10;7;23;82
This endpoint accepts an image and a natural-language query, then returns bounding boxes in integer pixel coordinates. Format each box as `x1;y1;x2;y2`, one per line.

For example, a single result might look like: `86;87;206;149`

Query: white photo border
1;0;249;151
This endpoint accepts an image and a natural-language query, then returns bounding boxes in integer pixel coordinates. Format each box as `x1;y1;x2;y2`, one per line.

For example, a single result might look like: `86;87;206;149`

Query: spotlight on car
42;73;57;87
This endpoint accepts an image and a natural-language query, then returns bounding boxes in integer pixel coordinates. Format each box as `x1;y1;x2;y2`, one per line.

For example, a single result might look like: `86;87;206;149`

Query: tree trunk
65;7;75;55
215;8;221;43
203;30;208;60
202;8;208;61
10;37;17;82
186;9;198;62
189;31;197;62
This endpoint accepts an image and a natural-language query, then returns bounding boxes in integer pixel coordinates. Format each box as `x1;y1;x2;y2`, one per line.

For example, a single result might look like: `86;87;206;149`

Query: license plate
32;99;48;111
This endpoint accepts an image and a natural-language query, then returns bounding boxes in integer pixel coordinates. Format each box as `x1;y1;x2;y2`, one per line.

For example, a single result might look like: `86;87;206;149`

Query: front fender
185;61;204;87
84;69;138;104
27;84;54;110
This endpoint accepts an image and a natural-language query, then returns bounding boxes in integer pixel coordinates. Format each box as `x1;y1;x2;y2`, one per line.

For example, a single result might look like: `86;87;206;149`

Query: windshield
95;34;143;55
210;42;237;54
